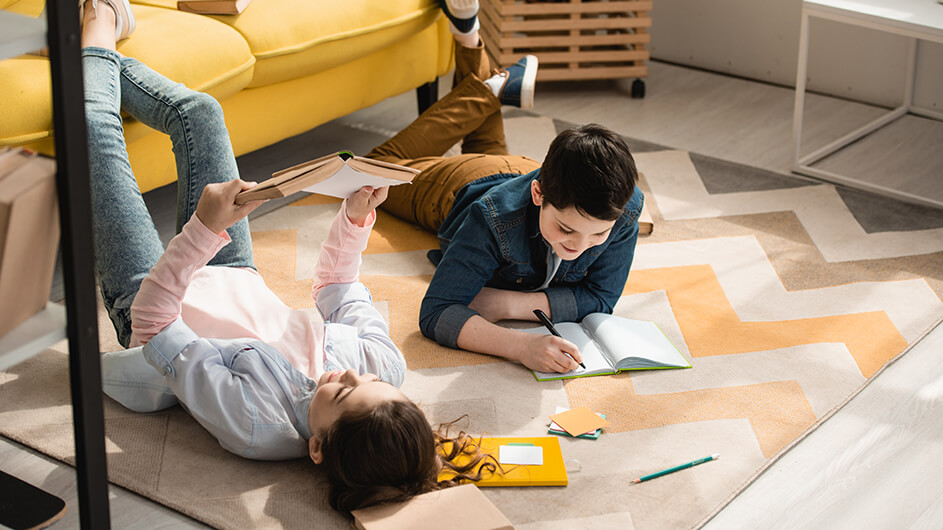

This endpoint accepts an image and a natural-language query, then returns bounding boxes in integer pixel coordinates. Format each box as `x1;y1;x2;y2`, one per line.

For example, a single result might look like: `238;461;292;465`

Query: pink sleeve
311;200;375;300
129;216;230;347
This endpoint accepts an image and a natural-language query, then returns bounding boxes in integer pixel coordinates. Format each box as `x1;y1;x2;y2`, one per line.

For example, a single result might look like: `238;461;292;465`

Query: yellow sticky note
549;406;610;437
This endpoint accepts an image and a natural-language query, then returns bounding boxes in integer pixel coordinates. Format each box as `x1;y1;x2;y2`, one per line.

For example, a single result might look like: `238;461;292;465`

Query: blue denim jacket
419;168;644;348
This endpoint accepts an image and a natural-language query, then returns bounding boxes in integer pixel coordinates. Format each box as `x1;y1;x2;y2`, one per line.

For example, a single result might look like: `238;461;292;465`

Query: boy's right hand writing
196;179;265;235
346;186;389;227
519;333;583;373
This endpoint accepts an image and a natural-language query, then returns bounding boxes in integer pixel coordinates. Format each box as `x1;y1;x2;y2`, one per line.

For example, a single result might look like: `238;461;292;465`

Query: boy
371;1;644;374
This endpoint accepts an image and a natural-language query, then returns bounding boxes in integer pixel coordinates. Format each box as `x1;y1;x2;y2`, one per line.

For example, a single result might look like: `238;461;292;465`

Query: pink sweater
129;202;374;380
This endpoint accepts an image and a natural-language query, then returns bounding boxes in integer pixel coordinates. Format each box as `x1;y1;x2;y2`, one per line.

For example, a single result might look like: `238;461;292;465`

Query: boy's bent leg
117;57;253;269
84;47;163;348
381;153;527;232
366;74;502;165
452;41;509;155
452;41;492;89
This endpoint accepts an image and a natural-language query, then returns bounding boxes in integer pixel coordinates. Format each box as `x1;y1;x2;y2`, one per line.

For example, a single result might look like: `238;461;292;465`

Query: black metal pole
44;0;111;527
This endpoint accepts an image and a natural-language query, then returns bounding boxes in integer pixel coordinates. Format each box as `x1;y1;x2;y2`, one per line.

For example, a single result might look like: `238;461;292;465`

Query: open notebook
525;313;691;381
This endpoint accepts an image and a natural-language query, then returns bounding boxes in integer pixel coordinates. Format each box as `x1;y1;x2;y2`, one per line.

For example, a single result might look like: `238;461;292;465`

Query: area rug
2;111;943;529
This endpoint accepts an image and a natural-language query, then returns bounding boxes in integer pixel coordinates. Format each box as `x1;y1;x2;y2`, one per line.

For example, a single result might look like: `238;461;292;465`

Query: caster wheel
631;78;646;98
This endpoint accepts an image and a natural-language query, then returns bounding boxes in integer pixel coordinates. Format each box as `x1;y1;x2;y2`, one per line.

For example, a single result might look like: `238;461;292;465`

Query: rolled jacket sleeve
419;204;503;348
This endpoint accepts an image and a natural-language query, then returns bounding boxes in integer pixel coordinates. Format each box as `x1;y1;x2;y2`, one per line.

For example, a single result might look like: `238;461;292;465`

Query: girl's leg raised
84;43;163;347
116;57;254;269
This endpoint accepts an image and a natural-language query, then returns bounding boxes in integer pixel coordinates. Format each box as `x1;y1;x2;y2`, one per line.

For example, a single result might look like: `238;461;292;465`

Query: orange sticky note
549;406;610;437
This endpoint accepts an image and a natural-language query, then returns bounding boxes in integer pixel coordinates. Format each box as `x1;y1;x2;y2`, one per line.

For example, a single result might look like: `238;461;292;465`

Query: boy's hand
519;333;583;373
346;186;389;227
195;180;265;235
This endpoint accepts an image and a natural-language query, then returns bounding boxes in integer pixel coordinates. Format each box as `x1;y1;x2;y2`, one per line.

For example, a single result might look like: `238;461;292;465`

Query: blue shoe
496;55;538;110
439;0;479;34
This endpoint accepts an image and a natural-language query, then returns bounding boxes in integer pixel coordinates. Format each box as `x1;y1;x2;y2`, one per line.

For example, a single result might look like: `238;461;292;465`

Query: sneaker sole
519;55;538;110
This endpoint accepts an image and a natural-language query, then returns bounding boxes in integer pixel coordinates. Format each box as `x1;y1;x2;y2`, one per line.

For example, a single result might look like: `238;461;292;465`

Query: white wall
648;0;943;110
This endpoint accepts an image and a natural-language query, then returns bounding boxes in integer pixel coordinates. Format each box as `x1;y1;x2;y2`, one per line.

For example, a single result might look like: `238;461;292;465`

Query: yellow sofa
1;0;453;192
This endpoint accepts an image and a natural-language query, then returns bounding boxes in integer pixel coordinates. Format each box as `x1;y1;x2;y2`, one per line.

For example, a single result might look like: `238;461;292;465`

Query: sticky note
549;406;610;437
498;444;544;466
550;406;606;436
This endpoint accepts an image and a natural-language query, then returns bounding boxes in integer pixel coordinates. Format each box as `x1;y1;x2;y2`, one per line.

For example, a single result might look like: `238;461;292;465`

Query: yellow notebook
438;436;568;487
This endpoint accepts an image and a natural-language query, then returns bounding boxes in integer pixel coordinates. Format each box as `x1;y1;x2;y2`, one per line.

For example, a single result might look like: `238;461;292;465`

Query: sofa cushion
133;0;441;88
0;2;254;146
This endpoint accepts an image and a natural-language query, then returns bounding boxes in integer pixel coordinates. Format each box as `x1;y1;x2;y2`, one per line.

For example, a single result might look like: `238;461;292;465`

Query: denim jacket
419;168;644;348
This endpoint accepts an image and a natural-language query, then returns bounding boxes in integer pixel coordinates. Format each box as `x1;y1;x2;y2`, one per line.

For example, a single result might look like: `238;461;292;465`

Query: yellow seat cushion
0;3;254;146
134;0;441;88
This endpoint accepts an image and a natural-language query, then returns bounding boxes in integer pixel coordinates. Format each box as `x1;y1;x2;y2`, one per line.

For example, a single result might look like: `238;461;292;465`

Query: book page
302;163;412;199
581;314;690;370
523;322;614;380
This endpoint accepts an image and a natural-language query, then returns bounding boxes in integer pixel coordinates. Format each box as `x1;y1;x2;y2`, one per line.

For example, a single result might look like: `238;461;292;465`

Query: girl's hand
195;179;265;235
517;333;583;373
346;186;389;226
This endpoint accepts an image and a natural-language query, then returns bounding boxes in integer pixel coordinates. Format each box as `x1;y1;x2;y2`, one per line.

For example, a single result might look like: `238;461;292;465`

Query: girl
82;0;490;512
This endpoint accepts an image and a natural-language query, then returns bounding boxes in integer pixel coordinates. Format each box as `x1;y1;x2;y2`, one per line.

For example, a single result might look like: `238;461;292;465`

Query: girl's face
307;369;406;440
531;181;616;260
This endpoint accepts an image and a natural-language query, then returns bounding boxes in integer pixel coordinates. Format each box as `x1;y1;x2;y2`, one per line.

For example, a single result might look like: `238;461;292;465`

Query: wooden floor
2;59;942;528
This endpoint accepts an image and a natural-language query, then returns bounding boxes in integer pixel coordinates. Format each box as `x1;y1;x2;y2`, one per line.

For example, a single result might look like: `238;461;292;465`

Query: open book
235;151;419;204
525;313;691;381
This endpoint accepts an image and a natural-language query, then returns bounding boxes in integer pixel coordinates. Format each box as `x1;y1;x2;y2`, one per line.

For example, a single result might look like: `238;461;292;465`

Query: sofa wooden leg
416;79;439;114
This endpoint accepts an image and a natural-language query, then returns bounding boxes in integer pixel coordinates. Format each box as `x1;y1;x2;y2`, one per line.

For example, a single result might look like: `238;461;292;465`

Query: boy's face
307;369;407;463
532;180;616;260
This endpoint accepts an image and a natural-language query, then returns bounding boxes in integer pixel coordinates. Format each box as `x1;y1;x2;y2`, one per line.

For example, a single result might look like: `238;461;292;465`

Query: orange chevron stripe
251;228;314;309
625;265;907;378
563;374;815;458
289;195;439;254
364;274;501;369
251;227;490;369
251;225;905;458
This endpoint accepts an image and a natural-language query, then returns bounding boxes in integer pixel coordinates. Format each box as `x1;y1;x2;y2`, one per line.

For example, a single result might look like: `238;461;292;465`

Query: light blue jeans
84;47;253;348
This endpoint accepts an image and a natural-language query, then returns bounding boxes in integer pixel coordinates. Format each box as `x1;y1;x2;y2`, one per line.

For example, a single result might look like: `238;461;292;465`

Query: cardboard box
0;148;60;337
351;484;514;530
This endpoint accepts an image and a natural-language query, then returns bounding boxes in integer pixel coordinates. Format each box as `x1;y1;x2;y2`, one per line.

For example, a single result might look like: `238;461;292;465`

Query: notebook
525;313;691;381
437;436;568;487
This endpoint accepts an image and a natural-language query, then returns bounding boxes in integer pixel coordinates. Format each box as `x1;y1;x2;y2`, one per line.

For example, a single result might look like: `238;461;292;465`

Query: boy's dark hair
540;123;637;221
319;403;502;514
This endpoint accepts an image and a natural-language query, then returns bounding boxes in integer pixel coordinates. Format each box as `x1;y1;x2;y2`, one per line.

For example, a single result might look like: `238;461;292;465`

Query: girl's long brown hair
318;401;501;514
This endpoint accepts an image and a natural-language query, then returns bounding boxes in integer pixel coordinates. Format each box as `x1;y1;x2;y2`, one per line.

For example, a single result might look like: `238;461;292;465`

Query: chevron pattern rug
2;111;942;529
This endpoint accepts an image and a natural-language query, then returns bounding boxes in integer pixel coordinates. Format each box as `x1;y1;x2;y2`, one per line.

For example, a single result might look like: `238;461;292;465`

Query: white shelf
0;304;66;372
0;10;47;61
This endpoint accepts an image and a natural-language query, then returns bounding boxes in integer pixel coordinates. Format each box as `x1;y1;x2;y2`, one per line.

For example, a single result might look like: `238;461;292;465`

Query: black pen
533;309;586;369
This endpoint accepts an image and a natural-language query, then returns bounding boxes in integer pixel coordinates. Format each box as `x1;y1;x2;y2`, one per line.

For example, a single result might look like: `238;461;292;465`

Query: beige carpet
2;113;943;529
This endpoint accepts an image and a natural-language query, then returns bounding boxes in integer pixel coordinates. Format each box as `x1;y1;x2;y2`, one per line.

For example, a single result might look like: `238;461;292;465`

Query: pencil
532;309;587;369
631;454;720;484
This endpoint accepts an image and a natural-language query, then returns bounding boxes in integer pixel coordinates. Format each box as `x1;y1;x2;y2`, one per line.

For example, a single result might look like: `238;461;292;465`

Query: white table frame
793;0;943;209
